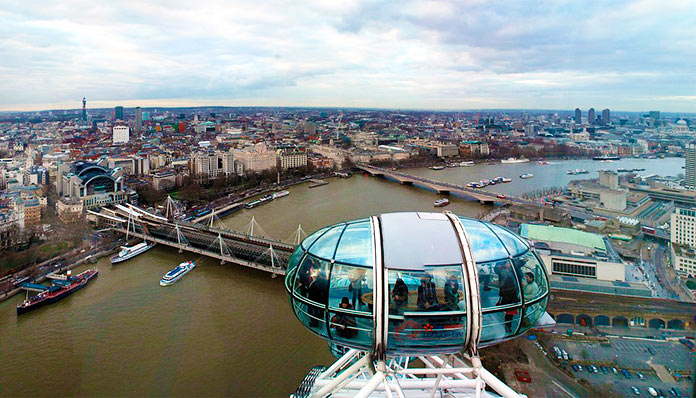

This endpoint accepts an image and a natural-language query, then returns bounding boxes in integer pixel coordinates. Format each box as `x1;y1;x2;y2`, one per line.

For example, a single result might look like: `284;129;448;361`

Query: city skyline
1;0;695;112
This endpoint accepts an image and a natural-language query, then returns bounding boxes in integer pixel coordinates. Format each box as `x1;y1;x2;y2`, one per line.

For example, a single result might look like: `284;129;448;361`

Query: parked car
647;387;658;397
611;367;618;375
577;365;584;372
637;372;645;380
572;364;579;372
600;366;608;374
632;386;641;395
622;369;631;379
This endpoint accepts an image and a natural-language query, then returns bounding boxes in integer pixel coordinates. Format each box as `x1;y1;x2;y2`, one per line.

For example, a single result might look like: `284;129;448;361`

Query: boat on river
160;261;196;286
501;157;530;164
430;165;445;170
433;198;450;207
272;190;290;199
520;173;534;179
17;269;98;315
593;155;621;161
110;241;155;264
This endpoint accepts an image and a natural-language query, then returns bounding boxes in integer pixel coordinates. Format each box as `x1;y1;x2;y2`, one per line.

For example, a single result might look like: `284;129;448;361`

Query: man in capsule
417;275;439;311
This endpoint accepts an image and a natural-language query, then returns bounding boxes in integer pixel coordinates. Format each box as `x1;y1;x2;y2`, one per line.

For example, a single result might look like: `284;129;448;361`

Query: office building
588;108;595;125
114;106;124;120
670;208;696;276
574;108;581;124
686;143;696;190
135;107;142;134
649;110;660;121
601;108;610;126
189;151;234;180
113;126;129;144
277;149;307;170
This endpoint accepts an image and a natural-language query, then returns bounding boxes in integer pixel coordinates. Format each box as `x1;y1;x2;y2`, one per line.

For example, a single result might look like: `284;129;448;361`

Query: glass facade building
285;212;550;356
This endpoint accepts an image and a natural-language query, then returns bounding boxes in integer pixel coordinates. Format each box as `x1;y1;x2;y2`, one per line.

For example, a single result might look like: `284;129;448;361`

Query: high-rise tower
588;108;595;125
686;143;696;190
114;106;124;120
601;108;610;126
574;108;581;124
135;107;142;134
82;97;87;121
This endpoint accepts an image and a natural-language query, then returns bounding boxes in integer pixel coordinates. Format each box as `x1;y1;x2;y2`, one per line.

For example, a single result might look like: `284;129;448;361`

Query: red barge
16;269;98;315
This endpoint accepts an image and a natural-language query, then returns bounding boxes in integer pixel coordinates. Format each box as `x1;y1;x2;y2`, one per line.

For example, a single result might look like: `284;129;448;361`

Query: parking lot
548;337;693;397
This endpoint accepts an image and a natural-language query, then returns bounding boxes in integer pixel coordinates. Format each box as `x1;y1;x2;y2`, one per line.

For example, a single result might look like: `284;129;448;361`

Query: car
577;365;584;372
670;387;681;397
572;364;579;372
600;366;608;374
514;370;531;383
647;347;655;355
632;386;641;395
647;387;658;397
612;367;618;375
622;369;631;379
637;372;645;380
496;194;507;199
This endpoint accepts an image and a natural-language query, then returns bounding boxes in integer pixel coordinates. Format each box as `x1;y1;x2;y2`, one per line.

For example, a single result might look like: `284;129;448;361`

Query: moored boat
520;173;534;179
430;165;445;170
272;190;290;199
433;198;450;207
160;261;196;286
460;161;474;167
16;269;98;315
593;155;620;161
110;241;155;264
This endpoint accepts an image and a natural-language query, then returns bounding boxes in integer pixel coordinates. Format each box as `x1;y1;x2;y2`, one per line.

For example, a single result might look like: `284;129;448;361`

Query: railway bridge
92;204;300;276
547;289;695;331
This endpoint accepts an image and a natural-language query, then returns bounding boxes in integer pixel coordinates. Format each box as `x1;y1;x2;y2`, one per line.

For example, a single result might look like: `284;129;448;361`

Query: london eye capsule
285;212;551;357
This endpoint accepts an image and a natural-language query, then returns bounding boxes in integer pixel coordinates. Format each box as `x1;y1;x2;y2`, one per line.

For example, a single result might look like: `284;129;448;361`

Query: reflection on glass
294;300;327;337
480;308;522;343
328;264;373;312
308;225;345;259
334;221;373;266
478;259;522;309
388;267;465;313
388;315;466;350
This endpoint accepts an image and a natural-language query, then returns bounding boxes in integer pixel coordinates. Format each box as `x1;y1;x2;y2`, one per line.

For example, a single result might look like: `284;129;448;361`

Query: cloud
0;0;694;112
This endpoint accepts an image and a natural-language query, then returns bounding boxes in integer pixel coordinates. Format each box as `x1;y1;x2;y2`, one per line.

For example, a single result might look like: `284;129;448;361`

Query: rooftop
520;223;607;252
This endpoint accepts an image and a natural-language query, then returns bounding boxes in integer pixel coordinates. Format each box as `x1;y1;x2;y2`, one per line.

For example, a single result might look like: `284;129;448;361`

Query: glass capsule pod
285;212;550;356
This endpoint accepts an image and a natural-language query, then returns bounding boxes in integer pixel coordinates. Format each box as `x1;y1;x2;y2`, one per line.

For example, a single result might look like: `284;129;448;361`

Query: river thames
0;157;684;396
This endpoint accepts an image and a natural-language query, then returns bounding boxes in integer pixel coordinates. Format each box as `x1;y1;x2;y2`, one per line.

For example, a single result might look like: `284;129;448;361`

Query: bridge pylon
285;224;306;246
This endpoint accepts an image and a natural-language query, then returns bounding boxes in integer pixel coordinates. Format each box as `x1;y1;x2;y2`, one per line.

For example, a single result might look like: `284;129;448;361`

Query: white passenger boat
272;190;290;199
501;157;530;164
110;242;155;264
160;261;196;286
433;198;450;207
520;173;534;179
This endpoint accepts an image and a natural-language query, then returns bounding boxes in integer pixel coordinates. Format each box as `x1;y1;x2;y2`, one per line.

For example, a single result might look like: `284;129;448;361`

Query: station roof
520;223;606;252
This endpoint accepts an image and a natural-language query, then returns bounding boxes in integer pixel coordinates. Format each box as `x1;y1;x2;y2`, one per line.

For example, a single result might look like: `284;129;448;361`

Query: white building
232;143;277;174
113;126;130;144
670;208;696;277
278;149;307;170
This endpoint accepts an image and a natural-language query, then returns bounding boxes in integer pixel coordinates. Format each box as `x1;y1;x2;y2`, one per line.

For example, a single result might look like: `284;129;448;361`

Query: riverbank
0;245;118;303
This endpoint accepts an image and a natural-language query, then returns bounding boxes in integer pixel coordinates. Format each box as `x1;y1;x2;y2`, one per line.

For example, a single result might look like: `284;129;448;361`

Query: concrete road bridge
355;164;538;205
547;288;695;331
92;204;300;276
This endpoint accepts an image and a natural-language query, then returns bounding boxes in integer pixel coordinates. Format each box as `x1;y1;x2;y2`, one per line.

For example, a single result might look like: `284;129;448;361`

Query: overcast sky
1;0;695;112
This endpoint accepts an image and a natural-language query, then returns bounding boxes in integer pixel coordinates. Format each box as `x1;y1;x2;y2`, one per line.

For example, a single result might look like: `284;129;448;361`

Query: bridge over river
93;204;297;276
355;164;539;205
